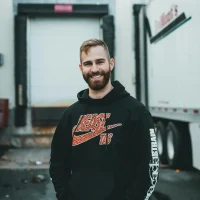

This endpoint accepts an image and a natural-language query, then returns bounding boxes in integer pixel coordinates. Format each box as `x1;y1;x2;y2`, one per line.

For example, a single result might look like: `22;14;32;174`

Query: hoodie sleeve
49;109;72;200
125;110;159;200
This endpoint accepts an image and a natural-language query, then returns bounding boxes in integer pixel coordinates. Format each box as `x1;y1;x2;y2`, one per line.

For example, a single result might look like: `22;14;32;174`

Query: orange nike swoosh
72;123;122;146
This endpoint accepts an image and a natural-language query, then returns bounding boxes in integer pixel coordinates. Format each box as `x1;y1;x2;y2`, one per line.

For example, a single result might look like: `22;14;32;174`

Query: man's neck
89;81;113;99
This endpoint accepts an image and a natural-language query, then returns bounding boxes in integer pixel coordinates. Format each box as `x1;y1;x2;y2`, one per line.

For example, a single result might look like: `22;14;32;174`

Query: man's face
79;46;114;91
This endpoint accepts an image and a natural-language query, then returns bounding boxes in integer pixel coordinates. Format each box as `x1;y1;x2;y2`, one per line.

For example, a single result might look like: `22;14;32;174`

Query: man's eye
84;63;92;66
97;61;104;64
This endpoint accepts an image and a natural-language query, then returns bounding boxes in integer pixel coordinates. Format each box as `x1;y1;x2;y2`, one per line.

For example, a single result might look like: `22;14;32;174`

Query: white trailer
133;0;200;170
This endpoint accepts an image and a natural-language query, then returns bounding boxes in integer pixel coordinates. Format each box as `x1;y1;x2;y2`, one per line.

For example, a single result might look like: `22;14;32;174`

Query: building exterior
0;0;15;145
0;0;146;147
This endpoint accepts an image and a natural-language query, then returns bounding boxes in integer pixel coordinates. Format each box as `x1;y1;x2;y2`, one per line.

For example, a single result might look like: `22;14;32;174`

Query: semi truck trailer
133;0;200;170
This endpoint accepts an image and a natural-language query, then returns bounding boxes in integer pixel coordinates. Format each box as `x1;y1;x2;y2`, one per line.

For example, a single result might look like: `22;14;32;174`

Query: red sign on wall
0;99;8;128
54;4;73;13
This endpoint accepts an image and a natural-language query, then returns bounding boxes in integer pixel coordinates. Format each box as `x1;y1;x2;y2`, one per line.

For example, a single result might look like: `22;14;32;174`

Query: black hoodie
49;81;159;200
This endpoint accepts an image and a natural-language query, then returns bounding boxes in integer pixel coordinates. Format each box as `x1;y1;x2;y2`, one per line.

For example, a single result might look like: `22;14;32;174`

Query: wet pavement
0;169;55;200
0;168;160;200
0;148;55;200
0;148;50;169
0;148;200;200
154;167;200;200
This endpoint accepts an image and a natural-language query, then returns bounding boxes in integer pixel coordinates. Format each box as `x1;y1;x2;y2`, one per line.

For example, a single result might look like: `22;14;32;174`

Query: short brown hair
80;39;110;63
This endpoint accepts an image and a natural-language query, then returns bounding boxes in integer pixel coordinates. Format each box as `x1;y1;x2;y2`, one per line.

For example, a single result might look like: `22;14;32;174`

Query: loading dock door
28;17;101;107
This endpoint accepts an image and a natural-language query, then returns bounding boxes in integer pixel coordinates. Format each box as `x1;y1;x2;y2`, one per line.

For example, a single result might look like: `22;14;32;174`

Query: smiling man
80;41;114;97
49;39;159;200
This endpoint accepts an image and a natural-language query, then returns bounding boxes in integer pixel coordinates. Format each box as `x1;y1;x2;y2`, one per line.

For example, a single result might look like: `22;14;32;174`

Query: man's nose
91;63;99;72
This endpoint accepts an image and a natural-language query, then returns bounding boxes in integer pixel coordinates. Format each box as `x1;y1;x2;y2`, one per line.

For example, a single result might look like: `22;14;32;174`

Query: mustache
89;72;103;77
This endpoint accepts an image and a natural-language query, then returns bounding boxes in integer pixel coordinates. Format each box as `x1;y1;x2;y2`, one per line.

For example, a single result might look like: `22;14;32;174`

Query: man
49;39;159;200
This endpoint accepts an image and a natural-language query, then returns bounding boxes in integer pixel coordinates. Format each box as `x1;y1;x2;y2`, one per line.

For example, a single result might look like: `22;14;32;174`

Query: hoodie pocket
68;170;114;200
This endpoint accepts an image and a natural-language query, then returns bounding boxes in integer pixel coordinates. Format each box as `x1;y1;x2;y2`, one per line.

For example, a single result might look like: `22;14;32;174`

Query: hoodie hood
77;81;130;105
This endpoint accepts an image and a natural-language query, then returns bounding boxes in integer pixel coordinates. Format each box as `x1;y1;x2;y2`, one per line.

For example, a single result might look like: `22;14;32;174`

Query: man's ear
110;58;115;71
79;64;83;72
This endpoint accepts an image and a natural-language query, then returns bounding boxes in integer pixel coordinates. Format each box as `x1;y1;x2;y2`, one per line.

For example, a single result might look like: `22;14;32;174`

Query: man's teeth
92;75;101;78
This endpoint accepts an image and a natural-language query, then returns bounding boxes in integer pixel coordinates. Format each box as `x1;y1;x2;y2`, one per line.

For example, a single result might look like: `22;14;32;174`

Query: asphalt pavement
0;169;55;200
0;148;54;200
154;167;200;200
0;148;200;200
0;168;160;200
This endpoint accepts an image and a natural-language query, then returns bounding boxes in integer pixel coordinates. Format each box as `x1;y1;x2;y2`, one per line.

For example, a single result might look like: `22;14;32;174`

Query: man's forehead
81;46;107;62
82;46;106;55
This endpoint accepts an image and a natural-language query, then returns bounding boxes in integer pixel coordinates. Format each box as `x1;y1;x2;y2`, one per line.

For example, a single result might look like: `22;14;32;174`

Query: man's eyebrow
96;58;105;62
83;60;92;65
82;58;105;65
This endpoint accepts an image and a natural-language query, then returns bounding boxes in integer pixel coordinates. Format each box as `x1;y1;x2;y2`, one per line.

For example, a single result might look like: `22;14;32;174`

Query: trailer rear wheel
166;122;192;169
155;121;168;164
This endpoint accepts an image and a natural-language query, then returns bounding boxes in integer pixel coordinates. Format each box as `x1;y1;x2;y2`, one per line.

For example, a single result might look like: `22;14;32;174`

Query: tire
166;122;192;170
155;121;168;164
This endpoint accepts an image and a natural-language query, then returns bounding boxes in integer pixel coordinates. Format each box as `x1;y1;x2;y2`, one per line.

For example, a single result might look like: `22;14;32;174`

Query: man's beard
83;68;111;91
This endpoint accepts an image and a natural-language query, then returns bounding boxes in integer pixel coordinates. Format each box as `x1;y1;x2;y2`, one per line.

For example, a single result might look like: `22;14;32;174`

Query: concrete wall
0;0;15;109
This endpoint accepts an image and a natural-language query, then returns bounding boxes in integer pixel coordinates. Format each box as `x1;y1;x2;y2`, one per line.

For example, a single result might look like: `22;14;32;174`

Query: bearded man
49;39;159;200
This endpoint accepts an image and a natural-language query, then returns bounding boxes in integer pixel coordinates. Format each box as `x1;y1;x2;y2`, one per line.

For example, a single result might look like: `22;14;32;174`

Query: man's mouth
91;75;102;79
